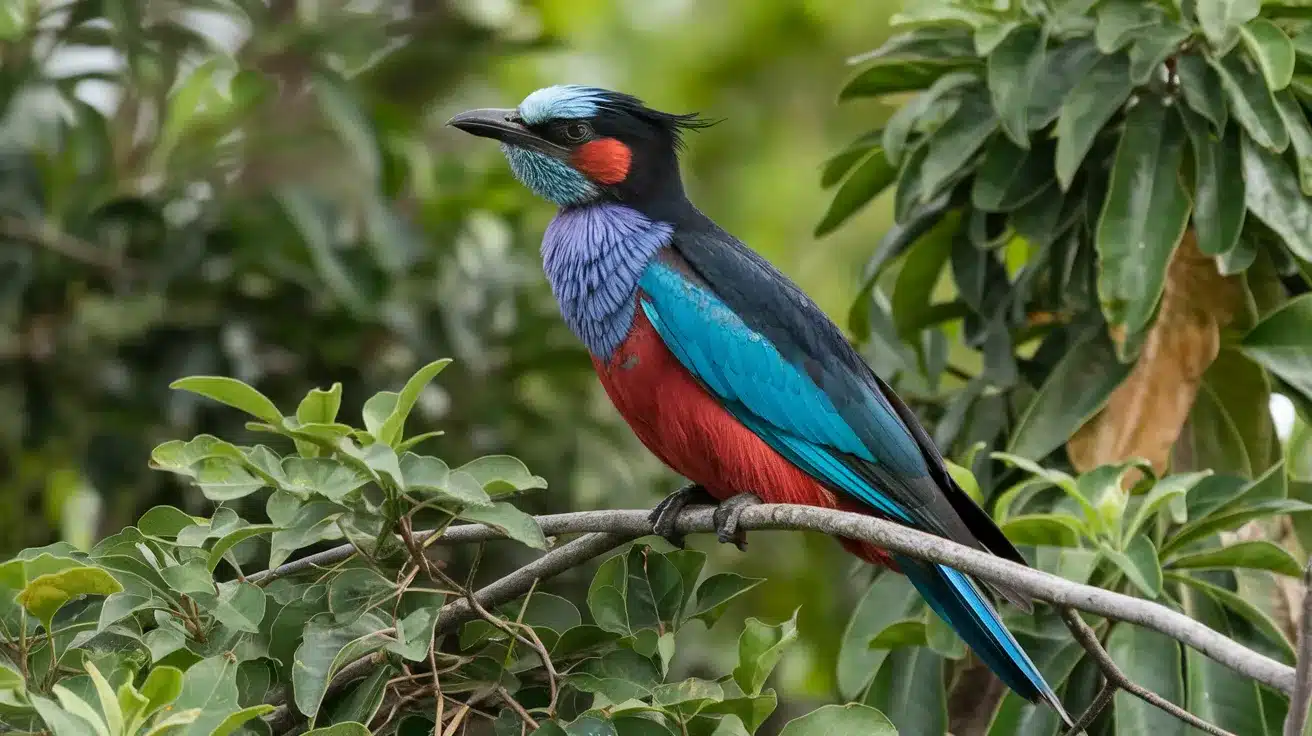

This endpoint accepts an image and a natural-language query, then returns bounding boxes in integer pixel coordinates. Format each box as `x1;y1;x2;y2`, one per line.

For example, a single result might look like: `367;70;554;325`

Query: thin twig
1063;681;1116;736
1284;561;1312;736
496;685;540;731
250;507;1297;697
1059;608;1235;736
264;532;632;733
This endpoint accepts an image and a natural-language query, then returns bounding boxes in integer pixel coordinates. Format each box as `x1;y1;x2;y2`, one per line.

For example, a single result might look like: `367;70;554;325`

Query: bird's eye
562;122;591;143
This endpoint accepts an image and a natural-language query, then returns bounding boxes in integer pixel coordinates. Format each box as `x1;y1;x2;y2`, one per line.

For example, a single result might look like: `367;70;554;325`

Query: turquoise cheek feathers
503;145;599;207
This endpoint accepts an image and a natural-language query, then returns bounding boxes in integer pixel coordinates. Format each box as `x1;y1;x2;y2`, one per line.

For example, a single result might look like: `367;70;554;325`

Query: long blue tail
896;555;1071;724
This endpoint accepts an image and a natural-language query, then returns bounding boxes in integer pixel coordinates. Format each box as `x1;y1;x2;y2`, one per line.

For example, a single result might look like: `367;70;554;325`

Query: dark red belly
593;310;893;567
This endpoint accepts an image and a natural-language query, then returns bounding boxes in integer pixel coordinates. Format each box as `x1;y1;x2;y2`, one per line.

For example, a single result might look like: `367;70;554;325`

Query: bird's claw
713;492;761;551
649;482;716;548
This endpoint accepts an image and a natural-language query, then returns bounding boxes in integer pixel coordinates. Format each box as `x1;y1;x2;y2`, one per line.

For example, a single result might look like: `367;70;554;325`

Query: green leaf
814;147;898;236
1196;0;1260;51
1276;91;1312;196
1007;327;1131;461
458;503;547;549
620;545;683;633
891;219;954;339
1054;53;1133;190
838;574;923;699
687;572;764;627
377;359;451;447
1240;19;1295;91
987;24;1045;147
399;454;492;507
293;614;392;721
702;692;778;733
925;609;966;660
1095;0;1162;53
1213;52;1290;152
1170;572;1296;661
868;619;928;649
277;187;371;315
778;704;897;736
19;565;122;630
1167;540;1302;576
1165;499;1312;554
268;500;347;568
883;72;979;166
32;693;98;736
733;609;799;697
1243;295;1312;400
169;377;283;425
210;705;276;736
137;506;201;539
123;666;185;733
302;724;371;736
821;130;881;188
863;646;947;736
192;458;266;502
328;569;396;620
197;581;267;634
1178;53;1230;132
161;561;216;596
574;649;661;702
1182;108;1246;256
1101;535;1162;598
999;514;1086;546
297;384;343;426
587;554;628;635
971;137;1055;212
918;90;997;198
1095;96;1191;354
1124;471;1212;540
149;436;244;476
173;656;241;736
1180;585;1271;735
840;59;975;100
992;453;1099;530
455;455;547;496
1108;624;1187;736
1128;26;1192;85
281;458;370;501
651;678;724;716
50;685;108;736
324;663;393;728
206;525;275;572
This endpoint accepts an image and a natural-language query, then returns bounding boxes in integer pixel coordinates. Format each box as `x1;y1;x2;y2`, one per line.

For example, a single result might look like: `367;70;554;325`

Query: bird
449;85;1069;722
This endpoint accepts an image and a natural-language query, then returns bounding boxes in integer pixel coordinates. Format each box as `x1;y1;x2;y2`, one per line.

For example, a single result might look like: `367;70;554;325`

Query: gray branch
258;504;1299;734
1284;561;1312;736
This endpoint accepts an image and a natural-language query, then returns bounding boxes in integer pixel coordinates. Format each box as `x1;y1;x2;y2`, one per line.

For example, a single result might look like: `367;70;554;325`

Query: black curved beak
446;108;570;159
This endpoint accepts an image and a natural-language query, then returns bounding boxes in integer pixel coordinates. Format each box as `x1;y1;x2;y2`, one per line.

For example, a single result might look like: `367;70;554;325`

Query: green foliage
823;0;1312;493
839;456;1308;734
1;364;891;734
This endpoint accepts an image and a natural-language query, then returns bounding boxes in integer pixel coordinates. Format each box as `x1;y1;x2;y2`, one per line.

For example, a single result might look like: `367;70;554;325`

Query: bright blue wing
637;259;920;524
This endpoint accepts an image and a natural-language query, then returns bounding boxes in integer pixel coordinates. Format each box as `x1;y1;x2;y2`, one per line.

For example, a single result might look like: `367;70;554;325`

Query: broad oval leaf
1181;108;1245;256
987;24;1046;147
1107;623;1187;736
1166;540;1302;576
840;59;977;100
1054;52;1133;190
1196;0;1260;51
778;703;896;736
1239;19;1295;91
815;147;897;237
169;376;283;425
1243;294;1312;401
1095;96;1191;352
1212;51;1289;152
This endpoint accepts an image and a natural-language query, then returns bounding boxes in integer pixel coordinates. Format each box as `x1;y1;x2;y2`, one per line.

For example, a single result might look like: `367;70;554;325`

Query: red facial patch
572;138;632;185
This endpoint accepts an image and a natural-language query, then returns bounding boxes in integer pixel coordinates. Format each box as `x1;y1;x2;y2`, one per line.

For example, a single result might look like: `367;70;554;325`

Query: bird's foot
713;492;762;551
649;482;716;548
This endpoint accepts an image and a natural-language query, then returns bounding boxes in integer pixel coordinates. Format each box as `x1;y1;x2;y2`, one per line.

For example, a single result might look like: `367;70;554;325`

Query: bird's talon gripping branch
649;482;715;548
712;492;761;550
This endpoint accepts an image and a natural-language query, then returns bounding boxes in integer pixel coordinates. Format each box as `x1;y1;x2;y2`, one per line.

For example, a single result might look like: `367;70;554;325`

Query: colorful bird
450;86;1069;721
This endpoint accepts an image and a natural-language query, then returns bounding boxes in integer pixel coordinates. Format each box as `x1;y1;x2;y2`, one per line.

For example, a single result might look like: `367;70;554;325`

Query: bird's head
448;85;711;210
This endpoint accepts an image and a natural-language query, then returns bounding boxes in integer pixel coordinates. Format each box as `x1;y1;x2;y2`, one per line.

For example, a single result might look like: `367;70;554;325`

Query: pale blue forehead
518;85;610;125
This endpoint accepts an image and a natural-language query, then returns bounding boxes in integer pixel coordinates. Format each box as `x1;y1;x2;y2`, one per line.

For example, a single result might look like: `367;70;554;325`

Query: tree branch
1059;607;1235;736
263;532;633;733
251;506;1296;698
1284;561;1312;736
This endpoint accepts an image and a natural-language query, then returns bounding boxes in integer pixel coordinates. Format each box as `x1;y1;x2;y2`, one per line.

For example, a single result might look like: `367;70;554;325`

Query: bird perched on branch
450;86;1069;722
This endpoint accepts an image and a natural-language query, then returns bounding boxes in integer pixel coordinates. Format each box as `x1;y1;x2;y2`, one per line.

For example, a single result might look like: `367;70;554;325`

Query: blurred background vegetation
0;0;907;723
4;0;1311;732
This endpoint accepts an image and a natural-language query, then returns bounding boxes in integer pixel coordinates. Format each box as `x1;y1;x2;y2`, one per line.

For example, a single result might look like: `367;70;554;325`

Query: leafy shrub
0;363;896;736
